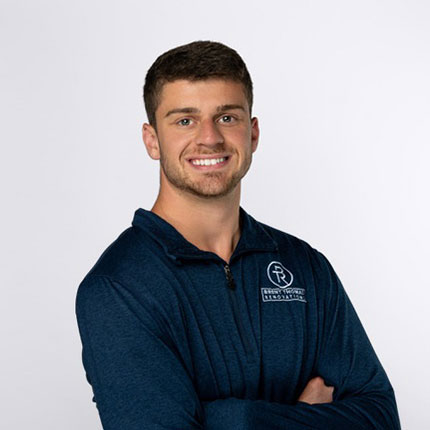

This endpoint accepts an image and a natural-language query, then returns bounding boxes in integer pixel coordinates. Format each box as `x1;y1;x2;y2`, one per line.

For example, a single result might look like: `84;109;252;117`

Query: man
76;41;401;429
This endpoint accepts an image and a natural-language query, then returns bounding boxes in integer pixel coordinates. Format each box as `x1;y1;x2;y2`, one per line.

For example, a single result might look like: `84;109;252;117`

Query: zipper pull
224;264;236;290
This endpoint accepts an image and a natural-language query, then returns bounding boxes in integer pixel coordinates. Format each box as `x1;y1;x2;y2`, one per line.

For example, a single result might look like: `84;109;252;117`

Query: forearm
203;390;400;430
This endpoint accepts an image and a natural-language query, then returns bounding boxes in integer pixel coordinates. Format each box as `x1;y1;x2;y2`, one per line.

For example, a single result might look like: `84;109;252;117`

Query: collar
131;206;278;264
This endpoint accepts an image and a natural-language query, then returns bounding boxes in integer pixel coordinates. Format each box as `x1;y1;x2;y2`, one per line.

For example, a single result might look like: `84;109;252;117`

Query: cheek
225;126;250;143
158;131;189;155
234;129;253;153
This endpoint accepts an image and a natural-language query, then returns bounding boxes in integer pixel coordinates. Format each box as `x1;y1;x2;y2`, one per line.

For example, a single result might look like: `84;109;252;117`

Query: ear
250;117;259;153
142;123;160;160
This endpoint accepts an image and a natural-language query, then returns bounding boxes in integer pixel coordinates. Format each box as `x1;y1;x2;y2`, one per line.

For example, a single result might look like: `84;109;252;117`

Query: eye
219;115;234;123
177;118;192;126
218;114;239;124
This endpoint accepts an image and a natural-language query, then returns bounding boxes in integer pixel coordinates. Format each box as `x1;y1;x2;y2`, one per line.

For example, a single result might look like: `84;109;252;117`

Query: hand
297;376;334;405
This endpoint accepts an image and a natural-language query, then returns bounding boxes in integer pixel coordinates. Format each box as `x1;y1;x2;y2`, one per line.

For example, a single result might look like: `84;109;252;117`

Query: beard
158;145;252;199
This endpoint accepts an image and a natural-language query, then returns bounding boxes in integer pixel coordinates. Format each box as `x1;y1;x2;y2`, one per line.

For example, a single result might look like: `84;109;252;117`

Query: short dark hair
143;40;253;127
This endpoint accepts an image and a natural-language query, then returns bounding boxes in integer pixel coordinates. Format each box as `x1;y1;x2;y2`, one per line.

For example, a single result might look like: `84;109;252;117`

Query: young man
76;41;401;429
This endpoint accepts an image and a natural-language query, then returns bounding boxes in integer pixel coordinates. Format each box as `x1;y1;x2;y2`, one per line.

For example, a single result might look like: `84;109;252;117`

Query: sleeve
75;274;204;430
201;251;401;430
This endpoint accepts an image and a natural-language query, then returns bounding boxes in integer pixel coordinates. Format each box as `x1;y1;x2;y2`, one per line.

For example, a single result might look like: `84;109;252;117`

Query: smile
191;157;227;166
188;156;230;170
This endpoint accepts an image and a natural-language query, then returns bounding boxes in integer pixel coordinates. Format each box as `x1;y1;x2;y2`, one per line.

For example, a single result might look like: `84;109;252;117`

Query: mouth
187;155;230;170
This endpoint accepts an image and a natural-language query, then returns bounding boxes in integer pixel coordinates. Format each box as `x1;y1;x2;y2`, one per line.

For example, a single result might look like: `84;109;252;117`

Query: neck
151;179;242;264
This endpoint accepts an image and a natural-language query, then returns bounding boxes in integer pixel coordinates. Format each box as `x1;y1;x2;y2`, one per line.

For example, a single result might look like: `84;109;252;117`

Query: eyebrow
164;104;246;118
216;104;246;113
164;107;199;118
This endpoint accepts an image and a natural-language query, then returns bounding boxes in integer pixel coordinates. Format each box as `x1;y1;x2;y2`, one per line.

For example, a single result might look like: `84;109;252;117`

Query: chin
186;181;239;199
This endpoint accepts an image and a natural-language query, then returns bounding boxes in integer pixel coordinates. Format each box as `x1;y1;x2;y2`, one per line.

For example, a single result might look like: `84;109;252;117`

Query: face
143;79;259;199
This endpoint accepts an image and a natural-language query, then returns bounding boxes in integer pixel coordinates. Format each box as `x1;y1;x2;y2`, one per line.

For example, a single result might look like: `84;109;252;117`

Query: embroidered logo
262;261;306;303
267;261;293;288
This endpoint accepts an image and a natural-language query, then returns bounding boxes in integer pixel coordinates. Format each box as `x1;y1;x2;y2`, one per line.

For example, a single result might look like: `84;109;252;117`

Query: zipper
224;264;236;290
223;263;252;357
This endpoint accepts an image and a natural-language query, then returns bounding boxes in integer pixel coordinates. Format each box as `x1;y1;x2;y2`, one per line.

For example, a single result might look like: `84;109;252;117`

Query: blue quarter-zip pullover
75;207;401;429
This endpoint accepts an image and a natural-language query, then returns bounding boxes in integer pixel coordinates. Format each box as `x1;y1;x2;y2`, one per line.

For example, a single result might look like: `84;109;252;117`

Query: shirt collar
131;206;278;263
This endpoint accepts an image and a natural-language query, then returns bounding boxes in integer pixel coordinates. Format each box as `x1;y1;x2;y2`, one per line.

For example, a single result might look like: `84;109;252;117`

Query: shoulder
254;217;335;279
85;227;141;277
75;225;162;318
76;219;183;306
79;222;168;289
75;224;180;334
256;218;318;258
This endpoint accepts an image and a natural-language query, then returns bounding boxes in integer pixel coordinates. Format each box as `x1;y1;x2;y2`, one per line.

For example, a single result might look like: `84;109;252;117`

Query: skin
297;376;334;404
142;78;334;404
142;78;259;262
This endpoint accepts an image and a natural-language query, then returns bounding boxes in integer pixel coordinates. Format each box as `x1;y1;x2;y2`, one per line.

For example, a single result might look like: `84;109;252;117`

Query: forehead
157;79;248;113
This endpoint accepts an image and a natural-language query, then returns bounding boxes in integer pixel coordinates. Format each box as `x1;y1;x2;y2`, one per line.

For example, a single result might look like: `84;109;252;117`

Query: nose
196;119;224;146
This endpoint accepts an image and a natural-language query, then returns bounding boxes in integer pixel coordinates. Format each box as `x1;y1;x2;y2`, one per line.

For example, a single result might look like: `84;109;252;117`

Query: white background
1;0;429;428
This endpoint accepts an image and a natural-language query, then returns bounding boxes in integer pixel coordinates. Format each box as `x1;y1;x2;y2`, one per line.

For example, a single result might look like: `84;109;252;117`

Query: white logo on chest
267;261;294;288
262;261;306;303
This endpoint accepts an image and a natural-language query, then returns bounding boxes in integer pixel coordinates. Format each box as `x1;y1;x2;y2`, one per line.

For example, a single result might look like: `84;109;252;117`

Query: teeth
191;157;226;166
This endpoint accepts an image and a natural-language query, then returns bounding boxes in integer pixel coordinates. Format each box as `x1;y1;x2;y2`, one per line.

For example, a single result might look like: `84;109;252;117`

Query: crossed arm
76;262;400;429
203;378;336;430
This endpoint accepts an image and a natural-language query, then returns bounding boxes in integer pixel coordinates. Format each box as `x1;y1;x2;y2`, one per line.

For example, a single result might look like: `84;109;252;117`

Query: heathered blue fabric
76;207;401;429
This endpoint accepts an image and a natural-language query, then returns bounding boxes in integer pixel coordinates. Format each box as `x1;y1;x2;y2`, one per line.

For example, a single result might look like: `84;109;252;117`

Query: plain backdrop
1;0;429;428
